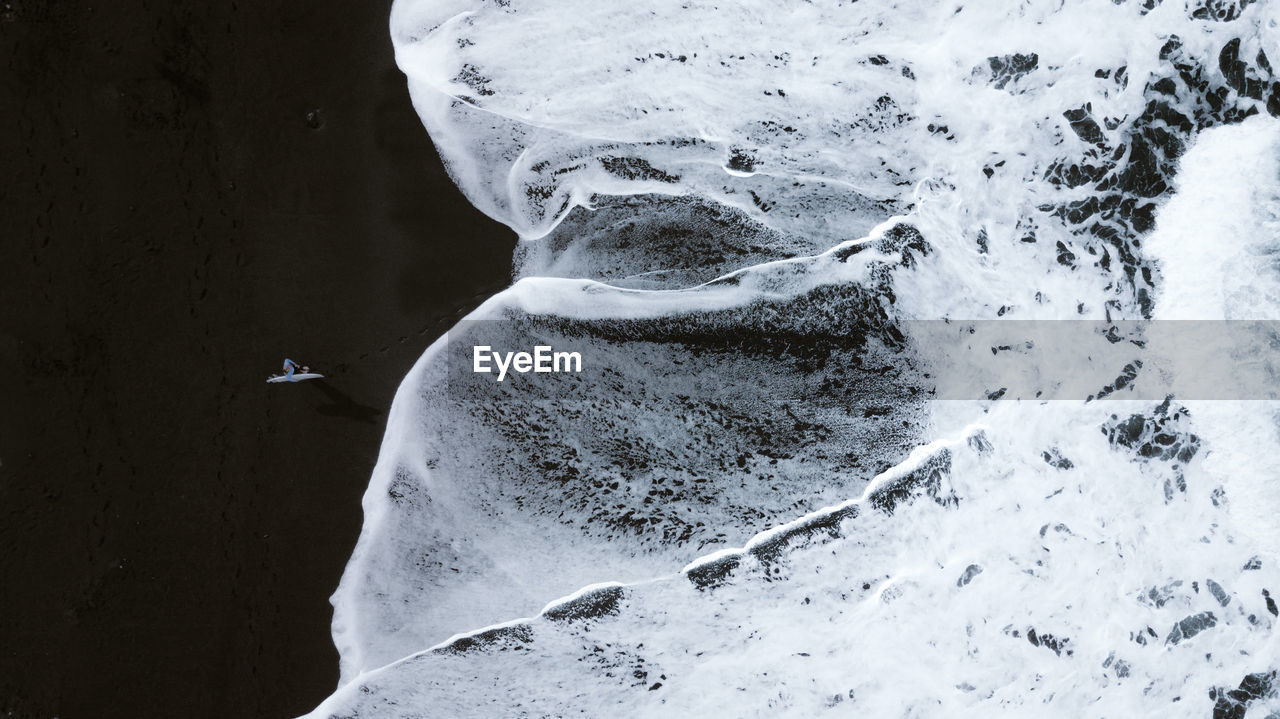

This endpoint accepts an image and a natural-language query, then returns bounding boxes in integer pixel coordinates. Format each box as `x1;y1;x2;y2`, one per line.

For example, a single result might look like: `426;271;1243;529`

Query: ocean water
305;0;1280;715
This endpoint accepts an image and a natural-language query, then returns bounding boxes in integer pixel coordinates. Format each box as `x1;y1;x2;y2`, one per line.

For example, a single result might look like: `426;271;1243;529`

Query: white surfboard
266;373;325;383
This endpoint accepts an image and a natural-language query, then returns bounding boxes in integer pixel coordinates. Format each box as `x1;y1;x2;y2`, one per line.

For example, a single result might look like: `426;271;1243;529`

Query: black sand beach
0;3;513;717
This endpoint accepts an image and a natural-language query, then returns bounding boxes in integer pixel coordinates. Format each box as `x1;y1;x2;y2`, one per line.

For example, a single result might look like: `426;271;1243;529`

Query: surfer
279;358;312;381
268;358;320;383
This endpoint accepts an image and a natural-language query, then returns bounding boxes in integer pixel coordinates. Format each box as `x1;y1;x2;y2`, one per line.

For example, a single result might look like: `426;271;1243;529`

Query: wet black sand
0;3;514;717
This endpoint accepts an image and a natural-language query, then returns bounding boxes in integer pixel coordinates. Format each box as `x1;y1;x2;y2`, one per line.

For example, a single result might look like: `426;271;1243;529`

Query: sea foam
308;0;1280;715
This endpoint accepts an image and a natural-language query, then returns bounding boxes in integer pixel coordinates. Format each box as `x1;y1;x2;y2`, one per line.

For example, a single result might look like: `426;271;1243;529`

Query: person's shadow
308;380;382;424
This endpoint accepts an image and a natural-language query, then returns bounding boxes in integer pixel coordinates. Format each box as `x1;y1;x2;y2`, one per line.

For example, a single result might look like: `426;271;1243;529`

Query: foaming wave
308;0;1280;715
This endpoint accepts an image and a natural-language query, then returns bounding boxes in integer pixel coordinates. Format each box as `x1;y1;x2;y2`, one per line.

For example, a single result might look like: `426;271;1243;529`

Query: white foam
308;403;1280;716
1145;115;1280;566
1148;116;1280;320
311;0;1280;714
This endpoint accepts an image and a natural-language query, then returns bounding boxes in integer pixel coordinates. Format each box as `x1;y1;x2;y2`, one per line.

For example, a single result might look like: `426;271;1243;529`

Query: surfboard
266;373;325;383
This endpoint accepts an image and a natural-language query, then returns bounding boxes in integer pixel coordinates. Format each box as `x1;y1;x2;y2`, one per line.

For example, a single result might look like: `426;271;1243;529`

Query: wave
307;0;1280;715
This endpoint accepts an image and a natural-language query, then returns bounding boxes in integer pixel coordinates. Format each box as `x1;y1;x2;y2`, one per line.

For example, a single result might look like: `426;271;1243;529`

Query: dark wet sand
0;3;513;717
